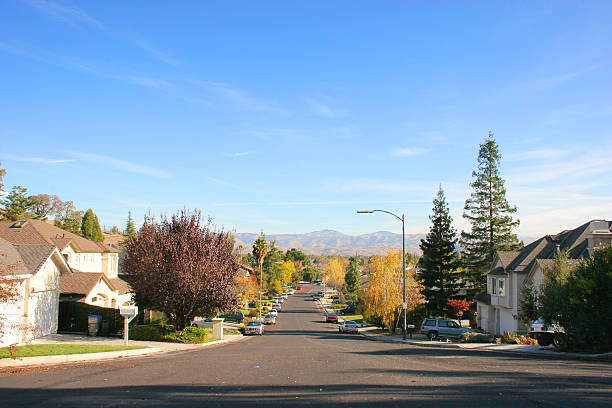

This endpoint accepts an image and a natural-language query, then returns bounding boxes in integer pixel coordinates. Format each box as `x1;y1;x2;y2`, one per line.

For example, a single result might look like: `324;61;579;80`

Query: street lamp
357;209;408;340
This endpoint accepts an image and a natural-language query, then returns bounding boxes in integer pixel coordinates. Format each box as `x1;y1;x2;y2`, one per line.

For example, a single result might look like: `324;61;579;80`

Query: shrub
248;310;258;317
163;326;210;343
457;332;496;343
129;324;172;341
500;332;538;345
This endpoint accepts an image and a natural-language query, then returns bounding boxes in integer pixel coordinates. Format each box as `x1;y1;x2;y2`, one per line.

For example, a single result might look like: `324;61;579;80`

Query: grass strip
0;344;146;359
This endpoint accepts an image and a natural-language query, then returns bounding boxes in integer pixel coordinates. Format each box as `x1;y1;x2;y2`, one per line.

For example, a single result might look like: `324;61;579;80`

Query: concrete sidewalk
0;333;246;369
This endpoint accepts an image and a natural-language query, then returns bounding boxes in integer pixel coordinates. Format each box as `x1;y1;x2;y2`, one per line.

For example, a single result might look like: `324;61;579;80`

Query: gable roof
491;220;612;276
0;237;71;277
60;270;115;296
108;277;132;295
0;220;110;253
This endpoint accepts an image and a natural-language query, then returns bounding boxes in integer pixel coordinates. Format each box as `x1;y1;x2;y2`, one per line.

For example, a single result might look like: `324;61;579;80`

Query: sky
1;1;611;239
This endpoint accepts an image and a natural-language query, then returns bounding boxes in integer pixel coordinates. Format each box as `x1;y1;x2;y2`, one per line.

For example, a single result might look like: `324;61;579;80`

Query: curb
360;333;612;361
0;347;162;368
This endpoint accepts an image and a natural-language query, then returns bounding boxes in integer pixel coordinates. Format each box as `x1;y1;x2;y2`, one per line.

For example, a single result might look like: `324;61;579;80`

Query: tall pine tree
460;132;521;295
343;256;362;304
81;208;104;242
418;185;460;316
125;211;136;239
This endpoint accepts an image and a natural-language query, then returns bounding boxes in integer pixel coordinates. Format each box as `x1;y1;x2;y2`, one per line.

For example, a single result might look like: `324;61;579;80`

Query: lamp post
357;209;407;340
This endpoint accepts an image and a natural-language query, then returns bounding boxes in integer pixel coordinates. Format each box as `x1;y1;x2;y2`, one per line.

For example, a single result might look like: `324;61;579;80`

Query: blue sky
1;1;611;238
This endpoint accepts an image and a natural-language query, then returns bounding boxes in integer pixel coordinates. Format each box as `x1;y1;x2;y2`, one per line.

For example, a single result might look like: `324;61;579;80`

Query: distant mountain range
233;230;425;256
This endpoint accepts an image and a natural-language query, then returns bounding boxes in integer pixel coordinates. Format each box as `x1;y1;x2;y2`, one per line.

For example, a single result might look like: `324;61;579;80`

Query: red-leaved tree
122;210;240;331
446;299;472;319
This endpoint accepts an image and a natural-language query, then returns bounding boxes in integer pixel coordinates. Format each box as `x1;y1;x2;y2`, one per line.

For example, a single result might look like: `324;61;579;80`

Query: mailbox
120;305;138;317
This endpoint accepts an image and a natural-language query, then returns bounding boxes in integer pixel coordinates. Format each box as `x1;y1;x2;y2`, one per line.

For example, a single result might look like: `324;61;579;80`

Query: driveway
0;284;610;407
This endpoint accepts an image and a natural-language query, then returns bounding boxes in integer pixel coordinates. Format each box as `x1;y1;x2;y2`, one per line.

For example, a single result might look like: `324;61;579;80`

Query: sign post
120;305;138;346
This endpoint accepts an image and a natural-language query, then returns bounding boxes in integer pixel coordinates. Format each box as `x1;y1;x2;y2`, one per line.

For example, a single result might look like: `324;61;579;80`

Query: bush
457;332;496;343
129;323;210;343
164;326;210;343
248;310;258;317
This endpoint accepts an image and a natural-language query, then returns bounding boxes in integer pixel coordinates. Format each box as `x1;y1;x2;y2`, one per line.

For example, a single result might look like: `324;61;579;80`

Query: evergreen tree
418;185;461;316
2;186;39;221
81;208;104;242
125;211;136;239
460;132;521;294
343;256;361;303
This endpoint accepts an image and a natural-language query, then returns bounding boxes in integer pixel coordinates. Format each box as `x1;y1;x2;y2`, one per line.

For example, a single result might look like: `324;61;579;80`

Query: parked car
191;318;213;328
272;305;281;312
420;318;472;340
340;304;358;315
529;318;563;346
268;309;278;316
287;289;295;295
339;320;359;333
296;286;302;290
281;293;288;299
220;311;244;323
326;314;339;323
263;314;277;325
317;291;324;298
245;321;264;335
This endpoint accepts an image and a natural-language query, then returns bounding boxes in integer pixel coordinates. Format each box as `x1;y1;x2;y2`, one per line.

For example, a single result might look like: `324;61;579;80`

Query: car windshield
345;321;356;325
247;322;261;326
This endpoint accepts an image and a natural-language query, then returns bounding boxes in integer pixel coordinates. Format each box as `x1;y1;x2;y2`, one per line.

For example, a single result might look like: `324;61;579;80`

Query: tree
0;161;6;191
81;209;104;242
2;186;40;221
252;233;268;286
460;132;521;294
122;210;240;331
285;248;309;270
53;201;83;236
277;261;297;285
125;211;136;239
323;257;346;292
446;299;471;320
342;256;361;303
235;275;259;304
30;194;63;220
360;251;423;331
418;185;461;316
301;266;321;282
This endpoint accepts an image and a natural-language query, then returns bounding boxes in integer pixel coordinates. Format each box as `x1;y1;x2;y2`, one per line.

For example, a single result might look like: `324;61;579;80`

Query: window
91;296;98;302
498;278;506;296
439;321;448;327
492;278;497;295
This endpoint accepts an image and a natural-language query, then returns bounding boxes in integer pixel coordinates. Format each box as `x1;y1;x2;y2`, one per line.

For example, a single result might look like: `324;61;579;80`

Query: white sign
120;305;138;317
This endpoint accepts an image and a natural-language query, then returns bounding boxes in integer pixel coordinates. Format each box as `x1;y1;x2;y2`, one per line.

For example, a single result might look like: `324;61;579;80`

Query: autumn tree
277;260;297;286
361;251;423;332
323;257;346;292
460;132;521;295
418;185;461;316
446;299;471;320
123;210;240;331
81;208;104;242
30;194;63;220
235;275;259;304
342;256;361;303
53;201;84;236
0;161;5;191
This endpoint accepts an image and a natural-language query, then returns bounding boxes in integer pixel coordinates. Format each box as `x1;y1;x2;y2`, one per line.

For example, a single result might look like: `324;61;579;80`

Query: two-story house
475;219;612;335
0;220;132;310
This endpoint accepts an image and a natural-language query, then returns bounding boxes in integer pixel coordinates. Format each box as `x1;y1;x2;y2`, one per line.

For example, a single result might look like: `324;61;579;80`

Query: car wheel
427;331;438;340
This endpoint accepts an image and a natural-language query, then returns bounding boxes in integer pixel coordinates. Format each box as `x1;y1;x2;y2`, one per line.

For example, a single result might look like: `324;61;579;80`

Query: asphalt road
0;284;610;407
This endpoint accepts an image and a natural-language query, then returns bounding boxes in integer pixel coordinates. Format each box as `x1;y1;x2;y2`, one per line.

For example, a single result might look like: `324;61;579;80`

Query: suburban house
0;237;72;346
0;220;132;310
475;219;612;335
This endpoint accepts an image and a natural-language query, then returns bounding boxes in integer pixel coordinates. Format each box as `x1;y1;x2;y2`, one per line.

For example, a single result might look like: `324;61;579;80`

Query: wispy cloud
69;152;171;178
528;63;604;90
22;0;178;66
391;147;430;157
506;148;571;162
211;199;433;207
1;154;73;164
126;76;176;92
206;177;238;188
306;98;335;118
23;0;104;29
224;152;253;158
191;80;291;115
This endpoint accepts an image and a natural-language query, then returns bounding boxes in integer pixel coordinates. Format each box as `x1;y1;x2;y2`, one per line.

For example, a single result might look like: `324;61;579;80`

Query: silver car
263;314;276;325
420;318;472;340
338;320;359;334
245;321;264;335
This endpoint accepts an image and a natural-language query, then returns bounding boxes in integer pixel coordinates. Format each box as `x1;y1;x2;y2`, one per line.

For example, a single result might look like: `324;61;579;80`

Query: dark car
340;304;358;315
220;311;244;323
420;318;472;340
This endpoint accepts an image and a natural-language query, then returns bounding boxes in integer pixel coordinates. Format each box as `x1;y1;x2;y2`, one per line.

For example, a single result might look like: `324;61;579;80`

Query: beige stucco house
0;237;72;346
0;220;132;310
475;220;612;335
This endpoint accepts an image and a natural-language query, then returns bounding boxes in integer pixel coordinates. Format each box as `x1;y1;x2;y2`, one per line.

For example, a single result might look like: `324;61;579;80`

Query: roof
60;271;113;295
0;237;70;277
489;267;508;276
109;277;132;295
490;220;612;276
0;220;112;253
474;292;491;305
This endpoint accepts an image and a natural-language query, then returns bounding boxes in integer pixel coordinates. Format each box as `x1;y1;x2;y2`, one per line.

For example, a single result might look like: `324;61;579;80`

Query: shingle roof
0;238;30;276
109;277;132;295
497;251;520;268
60;271;110;295
14;244;56;275
492;220;611;276
474;292;491;305
0;220;107;253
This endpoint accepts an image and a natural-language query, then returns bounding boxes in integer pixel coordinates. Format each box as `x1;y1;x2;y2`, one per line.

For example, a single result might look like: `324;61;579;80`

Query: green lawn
0;344;147;359
331;304;347;310
341;314;364;324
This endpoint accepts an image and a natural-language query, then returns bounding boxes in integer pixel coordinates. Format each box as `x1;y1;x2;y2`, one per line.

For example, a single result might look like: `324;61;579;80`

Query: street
0;284;610;407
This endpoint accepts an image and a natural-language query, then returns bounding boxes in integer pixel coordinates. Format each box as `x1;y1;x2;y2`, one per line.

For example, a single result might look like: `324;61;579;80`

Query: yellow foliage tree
270;279;283;296
277;261;297;286
323;257;346;291
235;275;259;303
361;251;424;331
